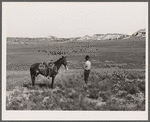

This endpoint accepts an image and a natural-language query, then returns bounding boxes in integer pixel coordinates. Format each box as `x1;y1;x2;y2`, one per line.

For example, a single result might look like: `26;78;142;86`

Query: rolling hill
7;29;145;44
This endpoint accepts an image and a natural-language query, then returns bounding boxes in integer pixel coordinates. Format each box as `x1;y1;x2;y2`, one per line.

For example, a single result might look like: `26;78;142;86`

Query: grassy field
6;37;146;110
7;37;145;70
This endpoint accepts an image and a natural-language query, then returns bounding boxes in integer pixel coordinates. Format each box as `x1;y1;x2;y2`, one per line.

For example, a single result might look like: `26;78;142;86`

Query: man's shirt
84;60;91;70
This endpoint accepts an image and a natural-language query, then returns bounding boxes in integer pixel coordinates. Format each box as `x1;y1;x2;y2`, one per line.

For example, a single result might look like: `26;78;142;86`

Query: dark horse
30;56;68;88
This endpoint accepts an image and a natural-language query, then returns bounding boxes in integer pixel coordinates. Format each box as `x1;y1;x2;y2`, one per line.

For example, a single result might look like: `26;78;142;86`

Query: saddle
39;62;48;70
48;61;57;73
48;61;55;69
39;61;58;77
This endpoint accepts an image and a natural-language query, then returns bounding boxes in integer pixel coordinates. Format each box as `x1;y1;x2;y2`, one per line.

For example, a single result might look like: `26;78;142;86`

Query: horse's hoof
47;85;52;89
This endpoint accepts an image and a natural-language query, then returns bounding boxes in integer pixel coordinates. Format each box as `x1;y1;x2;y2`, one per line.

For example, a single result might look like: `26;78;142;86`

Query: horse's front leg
51;76;55;89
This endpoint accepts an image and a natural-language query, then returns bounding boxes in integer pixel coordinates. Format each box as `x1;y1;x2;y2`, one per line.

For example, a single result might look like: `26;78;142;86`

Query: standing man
83;55;91;88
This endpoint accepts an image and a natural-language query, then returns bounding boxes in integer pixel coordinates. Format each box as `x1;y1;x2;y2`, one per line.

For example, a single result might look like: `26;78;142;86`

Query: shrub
88;89;99;99
127;73;138;80
138;73;145;79
6;69;145;111
138;81;145;93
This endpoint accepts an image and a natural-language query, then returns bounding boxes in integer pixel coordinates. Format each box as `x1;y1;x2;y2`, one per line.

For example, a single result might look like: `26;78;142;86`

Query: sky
3;2;148;38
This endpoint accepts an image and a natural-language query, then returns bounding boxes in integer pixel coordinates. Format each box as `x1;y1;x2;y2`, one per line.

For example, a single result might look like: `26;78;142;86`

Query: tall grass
6;69;145;110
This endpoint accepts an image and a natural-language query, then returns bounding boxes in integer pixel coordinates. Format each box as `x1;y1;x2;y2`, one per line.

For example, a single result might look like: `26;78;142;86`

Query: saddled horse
30;56;68;88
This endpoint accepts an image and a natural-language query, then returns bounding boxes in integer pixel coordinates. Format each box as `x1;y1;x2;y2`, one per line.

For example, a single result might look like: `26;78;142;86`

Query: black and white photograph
2;2;148;120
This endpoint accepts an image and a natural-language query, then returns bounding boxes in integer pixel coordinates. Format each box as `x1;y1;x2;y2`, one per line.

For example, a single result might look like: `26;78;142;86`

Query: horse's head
61;56;68;70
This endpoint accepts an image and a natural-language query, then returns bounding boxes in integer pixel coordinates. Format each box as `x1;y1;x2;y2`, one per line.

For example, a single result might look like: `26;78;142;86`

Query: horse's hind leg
31;75;36;86
50;76;55;89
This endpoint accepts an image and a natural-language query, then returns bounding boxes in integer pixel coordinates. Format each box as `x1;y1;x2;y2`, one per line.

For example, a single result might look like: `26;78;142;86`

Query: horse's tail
30;63;39;76
30;64;33;77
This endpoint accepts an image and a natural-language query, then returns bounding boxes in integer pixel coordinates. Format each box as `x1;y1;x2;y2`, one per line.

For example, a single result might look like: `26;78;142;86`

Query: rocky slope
77;29;146;41
47;35;57;40
132;29;146;37
76;33;130;41
92;33;130;41
76;29;145;41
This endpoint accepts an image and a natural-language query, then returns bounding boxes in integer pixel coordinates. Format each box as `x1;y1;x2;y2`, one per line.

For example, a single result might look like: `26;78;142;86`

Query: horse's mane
54;58;62;65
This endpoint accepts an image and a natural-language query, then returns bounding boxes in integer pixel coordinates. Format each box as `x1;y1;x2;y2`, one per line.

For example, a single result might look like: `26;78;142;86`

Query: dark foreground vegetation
6;69;145;110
